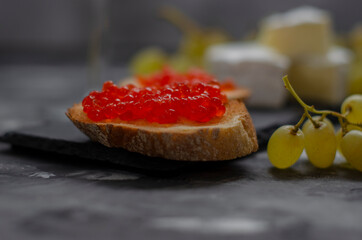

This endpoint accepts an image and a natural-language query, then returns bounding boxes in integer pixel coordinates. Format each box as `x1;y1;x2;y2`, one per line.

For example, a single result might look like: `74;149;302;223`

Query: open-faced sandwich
66;68;258;161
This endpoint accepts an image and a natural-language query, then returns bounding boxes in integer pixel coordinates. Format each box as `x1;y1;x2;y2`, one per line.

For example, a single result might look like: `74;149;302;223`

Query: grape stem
305;110;321;128
319;113;327;121
160;6;201;36
292;112;307;134
283;76;362;133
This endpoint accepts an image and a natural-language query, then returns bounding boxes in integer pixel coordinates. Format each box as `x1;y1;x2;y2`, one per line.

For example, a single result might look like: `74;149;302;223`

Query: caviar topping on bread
66;68;258;161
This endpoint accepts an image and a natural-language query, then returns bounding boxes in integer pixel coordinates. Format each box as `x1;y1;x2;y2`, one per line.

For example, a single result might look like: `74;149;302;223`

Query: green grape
179;35;208;67
336;126;361;158
341;130;362;172
180;35;205;63
169;54;194;73
304;122;337;168
341;94;362;124
179;31;229;67
302;116;334;133
267;125;304;169
130;48;167;75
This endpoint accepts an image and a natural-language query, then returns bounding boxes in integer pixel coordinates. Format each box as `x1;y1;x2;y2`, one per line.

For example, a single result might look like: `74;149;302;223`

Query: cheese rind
205;42;290;108
259;6;332;58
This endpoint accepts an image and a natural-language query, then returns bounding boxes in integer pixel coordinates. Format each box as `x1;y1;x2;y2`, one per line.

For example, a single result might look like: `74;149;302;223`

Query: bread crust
66;100;258;161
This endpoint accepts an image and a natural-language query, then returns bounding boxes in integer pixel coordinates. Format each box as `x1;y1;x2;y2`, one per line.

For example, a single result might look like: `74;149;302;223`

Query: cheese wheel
205;42;290;108
259;6;332;58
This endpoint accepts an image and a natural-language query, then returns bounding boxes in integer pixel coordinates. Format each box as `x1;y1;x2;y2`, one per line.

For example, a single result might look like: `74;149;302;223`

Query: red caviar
137;67;236;90
82;68;230;124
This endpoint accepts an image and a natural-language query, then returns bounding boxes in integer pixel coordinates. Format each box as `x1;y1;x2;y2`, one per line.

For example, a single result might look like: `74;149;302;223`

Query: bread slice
119;78;251;101
66;100;258;161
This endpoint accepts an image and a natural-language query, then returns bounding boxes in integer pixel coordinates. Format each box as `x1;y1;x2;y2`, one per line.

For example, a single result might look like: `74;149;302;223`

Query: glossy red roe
137;67;236;90
82;69;231;124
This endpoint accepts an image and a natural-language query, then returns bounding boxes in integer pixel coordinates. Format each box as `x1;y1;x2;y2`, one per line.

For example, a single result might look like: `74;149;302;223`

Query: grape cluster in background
130;6;230;75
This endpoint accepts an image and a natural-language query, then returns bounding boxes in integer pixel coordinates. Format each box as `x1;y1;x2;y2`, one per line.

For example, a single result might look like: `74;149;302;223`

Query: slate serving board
0;109;299;172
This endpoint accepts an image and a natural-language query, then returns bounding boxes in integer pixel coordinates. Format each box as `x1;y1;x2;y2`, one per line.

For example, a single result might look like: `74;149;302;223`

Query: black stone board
0;109;299;172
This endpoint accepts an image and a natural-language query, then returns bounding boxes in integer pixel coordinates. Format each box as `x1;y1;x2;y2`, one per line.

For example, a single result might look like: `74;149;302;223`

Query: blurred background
1;0;361;64
1;0;362;132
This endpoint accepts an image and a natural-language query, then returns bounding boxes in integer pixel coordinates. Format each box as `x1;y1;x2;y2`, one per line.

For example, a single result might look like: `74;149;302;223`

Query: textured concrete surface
1;142;362;240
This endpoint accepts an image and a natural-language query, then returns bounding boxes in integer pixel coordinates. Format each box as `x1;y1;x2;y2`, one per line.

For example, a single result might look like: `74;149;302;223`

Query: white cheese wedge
205;42;290;108
259;6;332;58
289;46;353;105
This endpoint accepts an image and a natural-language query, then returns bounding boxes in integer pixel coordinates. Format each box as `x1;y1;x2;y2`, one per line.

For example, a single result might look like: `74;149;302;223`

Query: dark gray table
1;65;362;240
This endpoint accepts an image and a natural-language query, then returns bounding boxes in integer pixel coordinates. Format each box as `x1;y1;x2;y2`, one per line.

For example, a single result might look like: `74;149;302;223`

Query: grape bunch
130;7;230;75
267;76;362;171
